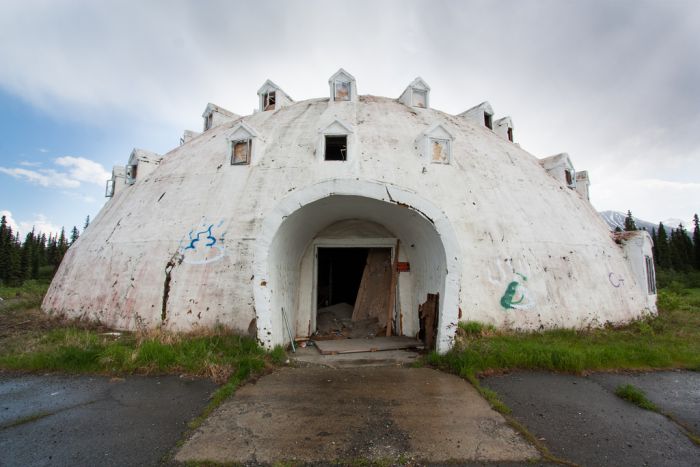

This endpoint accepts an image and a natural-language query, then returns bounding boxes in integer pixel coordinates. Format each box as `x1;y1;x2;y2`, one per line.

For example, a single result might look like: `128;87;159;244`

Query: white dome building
43;70;657;353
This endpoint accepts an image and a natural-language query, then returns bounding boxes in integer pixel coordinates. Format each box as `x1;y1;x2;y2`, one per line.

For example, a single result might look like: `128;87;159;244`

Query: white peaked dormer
575;170;590;200
105;165;125;198
180;130;201;146
125;149;162;185
328;68;357;102
459;101;494;130
318;119;354;161
539;153;576;189
257;80;294;112
202;103;240;131
227;122;259;165
398;77;430;109
494;116;514;142
418;124;454;164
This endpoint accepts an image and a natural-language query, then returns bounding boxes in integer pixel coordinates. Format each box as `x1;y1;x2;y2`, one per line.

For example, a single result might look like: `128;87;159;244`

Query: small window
204;113;213;131
324;135;347;160
231;140;251;165
125;164;137;185
430;138;450;164
105;179;115;197
507;127;514;142
645;255;656;294
334;81;350;101
412;89;427;108
565;169;574;187
263;91;276;111
484;113;493;130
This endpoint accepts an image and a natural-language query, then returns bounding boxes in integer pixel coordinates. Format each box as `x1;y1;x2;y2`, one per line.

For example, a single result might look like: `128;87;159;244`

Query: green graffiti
500;281;523;309
500;273;530;310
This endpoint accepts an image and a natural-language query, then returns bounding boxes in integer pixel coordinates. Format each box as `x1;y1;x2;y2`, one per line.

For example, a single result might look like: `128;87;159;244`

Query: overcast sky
1;0;698;236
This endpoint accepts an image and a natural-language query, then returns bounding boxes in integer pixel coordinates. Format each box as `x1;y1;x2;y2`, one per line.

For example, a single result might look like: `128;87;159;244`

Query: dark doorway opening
317;248;368;309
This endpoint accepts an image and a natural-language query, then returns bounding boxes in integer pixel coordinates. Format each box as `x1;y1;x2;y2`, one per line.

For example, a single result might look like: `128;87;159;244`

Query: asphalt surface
0;374;216;467
482;371;700;467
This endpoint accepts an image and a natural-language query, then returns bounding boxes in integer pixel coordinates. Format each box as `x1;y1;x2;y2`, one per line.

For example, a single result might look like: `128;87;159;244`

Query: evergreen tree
70;226;80;245
84;215;91;230
669;224;693;271
656;223;671;269
614;226;623;233
650;227;658;265
623;210;637;231
693;214;700;270
0;216;9;283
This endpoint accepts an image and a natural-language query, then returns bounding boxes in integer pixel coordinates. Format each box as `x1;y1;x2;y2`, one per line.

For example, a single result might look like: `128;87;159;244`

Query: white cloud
19;160;42;167
0;210;61;236
0;166;80;188
38;148;49;153
0;156;109;189
55;156;110;186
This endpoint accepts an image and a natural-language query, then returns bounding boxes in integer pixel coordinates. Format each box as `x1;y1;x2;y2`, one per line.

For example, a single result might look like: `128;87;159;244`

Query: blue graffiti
185;225;216;251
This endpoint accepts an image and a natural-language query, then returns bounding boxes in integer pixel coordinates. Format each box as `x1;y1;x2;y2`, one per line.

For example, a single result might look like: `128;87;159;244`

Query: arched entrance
253;179;461;353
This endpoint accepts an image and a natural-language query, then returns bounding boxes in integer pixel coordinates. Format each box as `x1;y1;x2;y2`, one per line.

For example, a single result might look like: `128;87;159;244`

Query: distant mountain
598;210;666;233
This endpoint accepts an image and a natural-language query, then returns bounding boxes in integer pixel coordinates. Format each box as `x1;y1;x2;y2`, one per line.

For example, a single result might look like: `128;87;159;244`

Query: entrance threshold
313;336;423;355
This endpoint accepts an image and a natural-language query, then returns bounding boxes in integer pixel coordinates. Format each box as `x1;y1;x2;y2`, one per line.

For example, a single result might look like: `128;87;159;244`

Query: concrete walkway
0;374;215;467
175;367;539;464
483;371;700;466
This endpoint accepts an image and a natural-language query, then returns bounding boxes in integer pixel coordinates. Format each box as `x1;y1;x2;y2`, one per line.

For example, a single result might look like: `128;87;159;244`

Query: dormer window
202;103;240;132
204;113;213;131
334;81;351;101
319;119;353;162
507;127;513;142
328;69;357;102
494;116;514;142
263;91;276;111
399;77;431;109
324;135;347;160
257;80;293;112
539;153;576;189
484;112;493;129
231;140;251;165
227;122;258;166
418;124;454;164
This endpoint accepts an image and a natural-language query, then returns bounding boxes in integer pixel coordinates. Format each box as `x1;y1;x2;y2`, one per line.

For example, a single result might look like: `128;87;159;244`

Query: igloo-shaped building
43;70;657;353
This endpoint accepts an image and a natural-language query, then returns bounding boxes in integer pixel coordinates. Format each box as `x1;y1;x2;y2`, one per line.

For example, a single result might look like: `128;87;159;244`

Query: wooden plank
385;241;400;336
314;336;424;355
352;249;392;328
419;293;439;351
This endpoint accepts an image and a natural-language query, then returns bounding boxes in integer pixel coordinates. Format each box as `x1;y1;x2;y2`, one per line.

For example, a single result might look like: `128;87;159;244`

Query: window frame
105;179;115;197
324;135;348;161
429;137;451;164
125;164;137;185
645;255;657;294
484;112;493;130
263;91;276;111
230;139;252;165
334;80;351;101
412;88;427;108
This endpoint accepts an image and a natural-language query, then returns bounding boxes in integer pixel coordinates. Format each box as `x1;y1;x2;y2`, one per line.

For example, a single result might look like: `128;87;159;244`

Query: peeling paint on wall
179;219;226;265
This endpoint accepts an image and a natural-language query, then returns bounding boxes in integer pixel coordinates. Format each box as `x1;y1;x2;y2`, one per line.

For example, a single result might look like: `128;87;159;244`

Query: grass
0;279;50;312
431;287;700;377
614;384;657;410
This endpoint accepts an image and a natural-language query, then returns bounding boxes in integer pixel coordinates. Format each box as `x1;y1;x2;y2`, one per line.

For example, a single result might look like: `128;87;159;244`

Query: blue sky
1;0;699;237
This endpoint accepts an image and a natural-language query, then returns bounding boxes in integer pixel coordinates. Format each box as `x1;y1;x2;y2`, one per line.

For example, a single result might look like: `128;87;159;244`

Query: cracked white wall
44;94;654;353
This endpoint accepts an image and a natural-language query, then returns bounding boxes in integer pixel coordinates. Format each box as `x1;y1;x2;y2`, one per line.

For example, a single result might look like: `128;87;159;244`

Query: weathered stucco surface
43;89;656;352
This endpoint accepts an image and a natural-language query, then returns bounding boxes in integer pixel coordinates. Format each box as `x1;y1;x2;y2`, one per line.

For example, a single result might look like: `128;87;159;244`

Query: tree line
622;210;700;272
0;215;89;287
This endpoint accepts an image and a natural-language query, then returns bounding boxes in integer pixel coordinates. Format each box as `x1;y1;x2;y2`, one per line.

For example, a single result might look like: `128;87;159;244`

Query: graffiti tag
179;219;226;264
500;273;535;310
608;272;624;288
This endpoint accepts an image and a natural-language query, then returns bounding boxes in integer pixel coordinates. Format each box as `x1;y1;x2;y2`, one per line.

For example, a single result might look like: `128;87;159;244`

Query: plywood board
352;249;392;328
314;336;423;355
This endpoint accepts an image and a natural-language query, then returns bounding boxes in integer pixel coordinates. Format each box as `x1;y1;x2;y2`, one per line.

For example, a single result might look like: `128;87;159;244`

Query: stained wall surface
43;95;656;352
